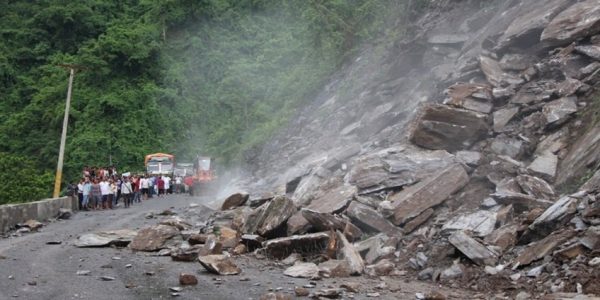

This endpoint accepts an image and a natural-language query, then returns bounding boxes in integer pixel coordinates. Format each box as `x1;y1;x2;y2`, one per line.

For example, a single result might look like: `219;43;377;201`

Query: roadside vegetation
0;0;432;203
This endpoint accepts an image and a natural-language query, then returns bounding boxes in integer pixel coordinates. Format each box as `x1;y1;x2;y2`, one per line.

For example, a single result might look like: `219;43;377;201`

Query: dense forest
0;0;429;203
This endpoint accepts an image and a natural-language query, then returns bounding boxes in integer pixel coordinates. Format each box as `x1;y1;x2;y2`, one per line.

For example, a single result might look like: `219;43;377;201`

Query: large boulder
345;201;401;237
221;192;249;210
256;195;297;237
410;105;488;152
389;164;469;226
305;184;356;214
129;225;179;251
198;255;241;275
262;232;331;259
495;0;574;51
443;83;493;114
541;0;600;48
556;124;600;185
75;229;138;247
480;56;523;87
336;231;364;275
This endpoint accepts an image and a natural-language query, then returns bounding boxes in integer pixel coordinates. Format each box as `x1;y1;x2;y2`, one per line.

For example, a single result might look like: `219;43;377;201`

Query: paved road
0;194;475;300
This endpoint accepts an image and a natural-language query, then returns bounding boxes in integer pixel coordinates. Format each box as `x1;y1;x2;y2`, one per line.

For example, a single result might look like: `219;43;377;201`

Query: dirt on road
0;194;479;300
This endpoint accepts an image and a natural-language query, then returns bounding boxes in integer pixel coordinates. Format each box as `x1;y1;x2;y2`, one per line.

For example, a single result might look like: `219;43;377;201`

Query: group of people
74;170;178;210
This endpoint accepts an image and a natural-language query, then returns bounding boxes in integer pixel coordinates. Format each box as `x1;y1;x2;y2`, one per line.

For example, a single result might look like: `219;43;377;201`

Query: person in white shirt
140;176;149;200
163;176;171;194
99;178;111;209
174;176;182;194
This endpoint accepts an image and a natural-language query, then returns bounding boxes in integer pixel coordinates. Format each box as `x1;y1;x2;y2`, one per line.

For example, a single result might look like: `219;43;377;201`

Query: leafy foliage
0;0;425;203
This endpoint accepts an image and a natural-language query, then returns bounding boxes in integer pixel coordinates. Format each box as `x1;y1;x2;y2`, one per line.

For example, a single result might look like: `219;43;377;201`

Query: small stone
145;271;155;276
8;275;14;280
171;292;181;297
46;241;62;245
526;265;544;278
515;291;531;300
112;256;121;260
510;273;521;281
239;277;250;281
295;287;310;297
589;257;600;266
100;276;115;281
27;281;37;286
169;287;183;292
179;273;198;285
340;282;360;293
76;270;91;276
367;292;380;297
425;291;447;300
125;264;132;268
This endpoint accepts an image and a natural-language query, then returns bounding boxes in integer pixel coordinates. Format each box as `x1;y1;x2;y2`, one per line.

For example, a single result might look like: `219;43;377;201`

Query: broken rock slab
495;0;573;51
529;196;578;236
75;229;138;247
576;45;600;62
513;229;576;268
516;175;555;199
129;225;179;251
528;152;558;182
283;262;320;279
541;0;600;48
318;259;352;278
493;107;520;132
410;105;489;152
345;201;401;237
491;191;553;212
262;232;331;260
198;255;241;275
336;231;364;275
390;164;469;225
442;210;497;237
542;96;578;127
443;82;493;114
254;195;297;237
221;192;249;210
485;224;519;253
301;208;345;232
448;231;498;266
480;56;523;87
305;184;355;214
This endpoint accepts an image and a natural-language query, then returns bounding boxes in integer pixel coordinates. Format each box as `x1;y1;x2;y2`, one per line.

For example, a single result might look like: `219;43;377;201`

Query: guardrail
0;196;78;233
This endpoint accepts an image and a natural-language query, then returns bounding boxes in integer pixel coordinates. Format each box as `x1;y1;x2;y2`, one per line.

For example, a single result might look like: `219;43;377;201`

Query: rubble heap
74;0;600;298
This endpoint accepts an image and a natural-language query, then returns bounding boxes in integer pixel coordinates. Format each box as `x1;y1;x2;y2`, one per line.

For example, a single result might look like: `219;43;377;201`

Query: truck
144;153;175;176
189;156;217;196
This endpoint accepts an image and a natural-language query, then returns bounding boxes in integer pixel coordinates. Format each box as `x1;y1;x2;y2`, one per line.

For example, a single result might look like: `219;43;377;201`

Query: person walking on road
100;177;111;209
82;178;91;210
121;177;133;208
90;179;102;210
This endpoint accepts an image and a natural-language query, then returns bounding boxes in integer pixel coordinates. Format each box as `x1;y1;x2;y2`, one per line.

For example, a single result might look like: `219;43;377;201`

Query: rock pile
71;1;600;298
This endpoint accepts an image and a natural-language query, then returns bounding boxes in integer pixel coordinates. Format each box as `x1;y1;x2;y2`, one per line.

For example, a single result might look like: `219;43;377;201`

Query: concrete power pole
53;64;83;198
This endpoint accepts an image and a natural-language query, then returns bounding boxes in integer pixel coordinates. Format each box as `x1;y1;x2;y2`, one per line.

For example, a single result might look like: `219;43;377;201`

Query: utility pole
53;64;84;198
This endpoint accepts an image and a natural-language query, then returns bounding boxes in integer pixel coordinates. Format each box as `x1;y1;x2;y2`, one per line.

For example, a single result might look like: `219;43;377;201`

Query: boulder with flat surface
495;0;573;51
390;164;469;225
129;225;179;251
256;195;297;237
262;232;331;259
221;192;249;210
283;262;320;278
75;229;138;247
448;231;498;266
410;105;488;152
198;254;241;275
345;201;400;236
541;0;600;47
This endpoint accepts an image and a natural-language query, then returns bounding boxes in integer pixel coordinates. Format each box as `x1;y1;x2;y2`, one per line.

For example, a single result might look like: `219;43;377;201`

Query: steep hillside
221;0;600;296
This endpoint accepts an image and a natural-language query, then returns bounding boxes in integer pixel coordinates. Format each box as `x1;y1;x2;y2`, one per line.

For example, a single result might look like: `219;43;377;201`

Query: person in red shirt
157;177;165;196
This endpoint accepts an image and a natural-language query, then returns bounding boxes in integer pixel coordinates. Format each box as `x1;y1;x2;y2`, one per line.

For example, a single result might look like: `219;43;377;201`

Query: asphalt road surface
0;194;475;300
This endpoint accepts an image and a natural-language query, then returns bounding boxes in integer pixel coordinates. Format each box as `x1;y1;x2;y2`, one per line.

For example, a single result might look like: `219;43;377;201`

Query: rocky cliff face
223;0;600;297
